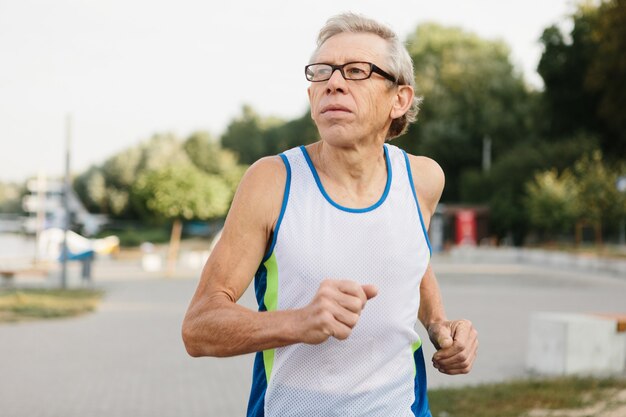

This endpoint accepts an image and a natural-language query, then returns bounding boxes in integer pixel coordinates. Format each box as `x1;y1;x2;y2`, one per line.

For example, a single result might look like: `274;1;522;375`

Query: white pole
60;114;72;289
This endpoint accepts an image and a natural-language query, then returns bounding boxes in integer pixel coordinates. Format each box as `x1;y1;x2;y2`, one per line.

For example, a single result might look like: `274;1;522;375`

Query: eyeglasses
305;62;398;83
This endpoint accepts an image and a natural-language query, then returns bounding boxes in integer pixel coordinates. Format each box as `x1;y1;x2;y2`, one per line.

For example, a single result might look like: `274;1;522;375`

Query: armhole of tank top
261;153;292;263
402;150;433;257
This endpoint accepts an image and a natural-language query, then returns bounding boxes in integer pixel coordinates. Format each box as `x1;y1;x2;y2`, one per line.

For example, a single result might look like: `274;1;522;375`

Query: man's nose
325;68;346;93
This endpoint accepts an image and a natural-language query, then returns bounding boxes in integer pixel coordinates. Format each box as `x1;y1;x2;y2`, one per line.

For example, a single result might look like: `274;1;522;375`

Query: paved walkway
1;255;625;416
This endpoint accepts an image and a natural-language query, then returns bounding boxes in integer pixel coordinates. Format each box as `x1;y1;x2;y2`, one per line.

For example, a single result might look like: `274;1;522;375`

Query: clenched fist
428;319;478;375
296;279;378;344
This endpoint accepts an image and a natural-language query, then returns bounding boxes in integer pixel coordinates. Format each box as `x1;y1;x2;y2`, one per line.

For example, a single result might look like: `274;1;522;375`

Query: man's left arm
409;154;478;375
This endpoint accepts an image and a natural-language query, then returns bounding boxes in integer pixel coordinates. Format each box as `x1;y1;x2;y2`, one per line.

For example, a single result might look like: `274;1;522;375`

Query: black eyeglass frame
304;61;399;84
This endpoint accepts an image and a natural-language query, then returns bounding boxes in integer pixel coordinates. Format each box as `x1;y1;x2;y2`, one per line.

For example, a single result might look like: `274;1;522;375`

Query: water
0;233;36;260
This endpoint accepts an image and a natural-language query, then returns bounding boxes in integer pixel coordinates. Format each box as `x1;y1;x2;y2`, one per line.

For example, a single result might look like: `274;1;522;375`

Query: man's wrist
422;316;448;330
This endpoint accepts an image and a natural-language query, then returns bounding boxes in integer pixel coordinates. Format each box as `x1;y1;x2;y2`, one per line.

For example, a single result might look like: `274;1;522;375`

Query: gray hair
311;12;422;139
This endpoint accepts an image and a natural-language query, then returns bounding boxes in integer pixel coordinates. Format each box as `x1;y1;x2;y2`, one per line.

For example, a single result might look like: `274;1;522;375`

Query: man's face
307;32;399;147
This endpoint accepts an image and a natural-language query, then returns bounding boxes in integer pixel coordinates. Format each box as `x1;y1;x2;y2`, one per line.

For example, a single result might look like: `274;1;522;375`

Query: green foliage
460;136;598;242
0;181;24;213
395;23;533;202
184;132;234;174
523;150;626;239
261;111;319;155
538;19;600;138
538;0;626;156
221;105;272;165
586;0;626;155
572;150;625;227
183;131;247;190
74;131;244;221
221;105;318;164
132;163;231;222
74;134;191;218
525;169;579;235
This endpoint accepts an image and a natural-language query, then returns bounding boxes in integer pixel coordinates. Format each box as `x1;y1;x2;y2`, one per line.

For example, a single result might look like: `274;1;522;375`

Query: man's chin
317;126;358;146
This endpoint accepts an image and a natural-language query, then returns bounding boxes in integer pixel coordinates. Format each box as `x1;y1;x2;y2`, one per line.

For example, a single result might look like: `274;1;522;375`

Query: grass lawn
429;376;626;417
0;288;104;323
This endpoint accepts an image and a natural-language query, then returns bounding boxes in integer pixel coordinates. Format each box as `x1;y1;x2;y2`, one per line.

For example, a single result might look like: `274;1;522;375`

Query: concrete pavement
1;254;625;416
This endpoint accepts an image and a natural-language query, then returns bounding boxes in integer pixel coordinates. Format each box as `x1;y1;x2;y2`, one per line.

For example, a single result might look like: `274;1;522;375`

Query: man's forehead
314;32;388;63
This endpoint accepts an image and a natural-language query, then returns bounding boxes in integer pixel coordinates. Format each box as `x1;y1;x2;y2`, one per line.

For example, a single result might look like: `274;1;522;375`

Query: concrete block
527;312;626;376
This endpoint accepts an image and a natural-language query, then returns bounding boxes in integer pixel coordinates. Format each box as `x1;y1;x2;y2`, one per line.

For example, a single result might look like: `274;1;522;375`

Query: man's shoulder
246;155;288;182
240;154;288;201
404;153;444;184
237;155;288;204
404;152;445;212
225;155;289;237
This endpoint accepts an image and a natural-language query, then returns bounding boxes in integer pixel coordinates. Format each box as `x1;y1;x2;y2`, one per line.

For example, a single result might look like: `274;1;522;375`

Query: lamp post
60;114;72;289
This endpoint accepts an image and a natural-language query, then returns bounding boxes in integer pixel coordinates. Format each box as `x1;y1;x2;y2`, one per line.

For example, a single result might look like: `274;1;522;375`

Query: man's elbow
181;318;221;357
182;321;204;357
181;319;230;358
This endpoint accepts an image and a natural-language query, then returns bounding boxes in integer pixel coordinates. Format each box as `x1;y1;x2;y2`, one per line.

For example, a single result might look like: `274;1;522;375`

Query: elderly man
182;12;478;417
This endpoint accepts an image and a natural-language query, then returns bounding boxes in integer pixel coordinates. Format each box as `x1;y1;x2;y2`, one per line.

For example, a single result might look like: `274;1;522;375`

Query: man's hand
297;279;378;345
428;319;478;375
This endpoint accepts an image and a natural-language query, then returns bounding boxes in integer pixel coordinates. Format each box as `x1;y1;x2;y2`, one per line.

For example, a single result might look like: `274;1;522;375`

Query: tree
73;167;102;213
586;0;626;155
183;131;248;196
523;150;626;245
132;163;231;275
221;105;277;164
260;110;319;156
524;169;579;238
74;130;246;222
460;134;598;243
538;0;626;156
396;23;533;202
184;132;231;174
571;150;624;244
74;134;192;219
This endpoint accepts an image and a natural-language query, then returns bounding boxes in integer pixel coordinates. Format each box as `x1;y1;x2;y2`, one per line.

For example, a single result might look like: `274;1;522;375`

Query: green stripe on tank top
412;337;423;377
263;252;279;383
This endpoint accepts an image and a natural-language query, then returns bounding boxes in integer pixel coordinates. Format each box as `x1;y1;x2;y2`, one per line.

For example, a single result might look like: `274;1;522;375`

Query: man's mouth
321;105;351;114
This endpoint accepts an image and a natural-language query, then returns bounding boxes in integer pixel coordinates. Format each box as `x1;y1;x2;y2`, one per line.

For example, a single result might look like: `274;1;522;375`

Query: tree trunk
575;221;583;247
166;219;183;277
594;222;603;247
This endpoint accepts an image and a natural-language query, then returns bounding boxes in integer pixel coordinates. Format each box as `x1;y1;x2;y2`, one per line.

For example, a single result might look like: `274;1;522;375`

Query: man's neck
308;139;388;206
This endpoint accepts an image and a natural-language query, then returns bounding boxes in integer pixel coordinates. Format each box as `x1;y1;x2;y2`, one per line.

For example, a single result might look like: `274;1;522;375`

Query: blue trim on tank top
299;144;392;213
402;150;433;257
261;153;291;263
411;346;432;416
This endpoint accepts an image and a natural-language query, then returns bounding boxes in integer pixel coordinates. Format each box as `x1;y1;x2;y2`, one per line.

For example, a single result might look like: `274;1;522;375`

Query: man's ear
390;85;414;120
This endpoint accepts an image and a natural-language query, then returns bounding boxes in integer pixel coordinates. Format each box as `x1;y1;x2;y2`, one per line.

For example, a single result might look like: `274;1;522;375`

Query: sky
0;0;578;182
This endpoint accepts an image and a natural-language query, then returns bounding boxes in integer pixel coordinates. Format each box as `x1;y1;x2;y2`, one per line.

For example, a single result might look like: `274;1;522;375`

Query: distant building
22;178;107;236
430;204;491;251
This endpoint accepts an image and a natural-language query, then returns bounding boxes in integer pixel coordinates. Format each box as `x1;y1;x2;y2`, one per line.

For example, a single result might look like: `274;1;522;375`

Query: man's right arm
181;156;376;358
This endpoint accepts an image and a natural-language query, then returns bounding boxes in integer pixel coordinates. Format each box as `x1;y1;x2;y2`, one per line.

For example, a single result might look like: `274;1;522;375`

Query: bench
0;270;16;284
0;267;49;286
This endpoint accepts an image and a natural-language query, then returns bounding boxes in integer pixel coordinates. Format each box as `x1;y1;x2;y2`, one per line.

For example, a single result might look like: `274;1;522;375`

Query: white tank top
249;143;432;417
